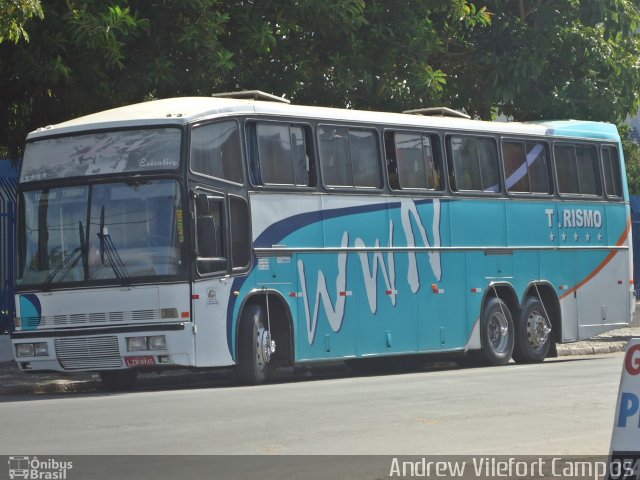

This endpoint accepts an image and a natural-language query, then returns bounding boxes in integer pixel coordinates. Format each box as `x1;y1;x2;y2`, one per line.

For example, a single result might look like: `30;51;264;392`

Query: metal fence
0;161;17;334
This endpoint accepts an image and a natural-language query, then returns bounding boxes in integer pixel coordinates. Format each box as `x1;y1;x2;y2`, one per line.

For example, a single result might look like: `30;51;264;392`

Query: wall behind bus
0;160;17;335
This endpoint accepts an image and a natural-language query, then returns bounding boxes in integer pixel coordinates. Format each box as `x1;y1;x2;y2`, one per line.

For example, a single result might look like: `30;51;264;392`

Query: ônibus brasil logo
8;456;73;480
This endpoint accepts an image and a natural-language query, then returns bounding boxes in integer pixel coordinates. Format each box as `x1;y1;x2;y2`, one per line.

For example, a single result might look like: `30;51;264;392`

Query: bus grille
34;309;161;329
55;336;123;370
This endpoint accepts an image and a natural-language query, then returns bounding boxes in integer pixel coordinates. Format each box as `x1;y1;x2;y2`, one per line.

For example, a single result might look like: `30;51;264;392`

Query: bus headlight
126;336;148;352
15;343;34;357
126;335;167;351
148;336;167;350
34;343;49;356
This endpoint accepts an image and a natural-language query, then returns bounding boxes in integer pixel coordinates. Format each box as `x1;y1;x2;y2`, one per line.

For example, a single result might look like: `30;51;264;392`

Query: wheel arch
483;282;520;318
234;289;295;366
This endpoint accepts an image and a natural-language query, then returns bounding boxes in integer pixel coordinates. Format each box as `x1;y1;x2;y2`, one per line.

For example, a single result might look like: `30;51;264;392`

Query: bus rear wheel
512;297;552;364
478;297;514;366
236;304;273;385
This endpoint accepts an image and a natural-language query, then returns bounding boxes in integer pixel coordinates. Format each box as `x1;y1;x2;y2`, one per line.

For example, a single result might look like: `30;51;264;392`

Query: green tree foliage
620;124;640;194
0;0;43;43
0;1;490;160
439;0;640;124
2;0;640;187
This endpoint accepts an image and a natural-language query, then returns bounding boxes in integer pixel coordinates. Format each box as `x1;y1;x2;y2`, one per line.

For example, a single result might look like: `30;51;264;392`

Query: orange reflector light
181;311;190;319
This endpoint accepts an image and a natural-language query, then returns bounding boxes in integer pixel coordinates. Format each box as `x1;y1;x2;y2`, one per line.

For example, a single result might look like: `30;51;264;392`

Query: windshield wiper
97;206;130;283
42;221;87;289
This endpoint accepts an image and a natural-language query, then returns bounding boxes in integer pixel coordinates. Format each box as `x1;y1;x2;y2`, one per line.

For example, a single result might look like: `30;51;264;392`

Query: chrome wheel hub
256;325;276;367
528;311;551;348
488;312;509;354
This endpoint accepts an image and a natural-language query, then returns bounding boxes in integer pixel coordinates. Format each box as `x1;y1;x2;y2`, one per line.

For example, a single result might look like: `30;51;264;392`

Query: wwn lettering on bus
298;200;441;345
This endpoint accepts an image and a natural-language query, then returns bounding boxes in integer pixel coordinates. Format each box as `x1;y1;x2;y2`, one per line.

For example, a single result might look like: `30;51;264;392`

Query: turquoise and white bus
11;91;634;387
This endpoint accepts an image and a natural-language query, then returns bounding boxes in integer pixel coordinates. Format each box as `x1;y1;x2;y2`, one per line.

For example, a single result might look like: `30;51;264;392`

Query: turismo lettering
545;208;603;228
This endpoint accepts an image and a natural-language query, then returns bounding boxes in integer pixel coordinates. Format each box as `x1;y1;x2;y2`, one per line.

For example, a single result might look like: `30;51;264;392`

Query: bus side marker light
559;285;568;290
181;311;190;319
191;294;200;300
339;291;352;297
470;288;482;293
385;289;397;295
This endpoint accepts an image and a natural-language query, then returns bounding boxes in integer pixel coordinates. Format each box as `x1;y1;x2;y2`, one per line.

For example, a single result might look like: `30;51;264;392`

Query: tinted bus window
385;131;442;190
318;126;381;188
449;136;500;193
555;144;601;196
602;146;622;197
229;196;250;269
502;141;551;194
190;121;244;184
250;123;315;187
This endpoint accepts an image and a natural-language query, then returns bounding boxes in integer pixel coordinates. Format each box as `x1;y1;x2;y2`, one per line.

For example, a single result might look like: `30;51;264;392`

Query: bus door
191;192;242;367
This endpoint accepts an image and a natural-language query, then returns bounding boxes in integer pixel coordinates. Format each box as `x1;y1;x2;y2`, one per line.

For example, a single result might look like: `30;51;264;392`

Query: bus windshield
17;179;185;287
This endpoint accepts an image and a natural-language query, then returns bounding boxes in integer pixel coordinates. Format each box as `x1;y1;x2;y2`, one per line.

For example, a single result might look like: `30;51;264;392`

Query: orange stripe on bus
559;217;631;300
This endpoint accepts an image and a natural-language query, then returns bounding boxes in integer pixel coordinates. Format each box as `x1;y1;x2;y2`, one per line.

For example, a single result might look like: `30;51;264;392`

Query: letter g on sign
625;344;640;376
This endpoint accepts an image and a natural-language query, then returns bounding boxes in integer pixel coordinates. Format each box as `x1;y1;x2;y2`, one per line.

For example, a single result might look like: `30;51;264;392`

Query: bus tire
236;304;272;385
512;297;551;364
478;297;514;366
99;369;137;391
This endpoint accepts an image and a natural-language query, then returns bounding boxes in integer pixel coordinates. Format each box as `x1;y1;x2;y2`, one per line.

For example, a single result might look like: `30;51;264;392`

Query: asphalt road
0;353;626;458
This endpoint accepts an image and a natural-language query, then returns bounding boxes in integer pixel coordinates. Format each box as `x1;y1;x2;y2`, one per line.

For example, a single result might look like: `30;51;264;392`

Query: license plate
125;356;155;367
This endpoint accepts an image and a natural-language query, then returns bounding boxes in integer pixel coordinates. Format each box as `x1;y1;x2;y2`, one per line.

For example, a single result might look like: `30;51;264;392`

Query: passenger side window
384;131;443;190
502;140;552;194
318;126;382;188
554;144;601;196
190;121;244;184
602;146;623;198
448;135;500;193
229;195;251;269
248;122;315;187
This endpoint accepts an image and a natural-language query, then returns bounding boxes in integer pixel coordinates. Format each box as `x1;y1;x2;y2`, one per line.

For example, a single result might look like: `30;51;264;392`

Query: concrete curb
556;343;628;356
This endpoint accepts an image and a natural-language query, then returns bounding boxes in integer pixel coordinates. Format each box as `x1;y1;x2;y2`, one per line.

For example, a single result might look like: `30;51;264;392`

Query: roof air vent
402;107;470;119
212;90;290;104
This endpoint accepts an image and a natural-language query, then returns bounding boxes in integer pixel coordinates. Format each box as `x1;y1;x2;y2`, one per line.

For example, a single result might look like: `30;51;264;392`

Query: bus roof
26;96;621;142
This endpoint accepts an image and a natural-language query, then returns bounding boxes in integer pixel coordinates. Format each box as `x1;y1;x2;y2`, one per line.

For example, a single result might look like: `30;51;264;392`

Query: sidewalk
1;319;638;395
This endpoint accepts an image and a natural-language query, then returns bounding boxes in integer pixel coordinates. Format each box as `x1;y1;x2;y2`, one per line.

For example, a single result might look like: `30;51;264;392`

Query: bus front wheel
237;304;273;385
478;297;515;366
512;297;552;364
